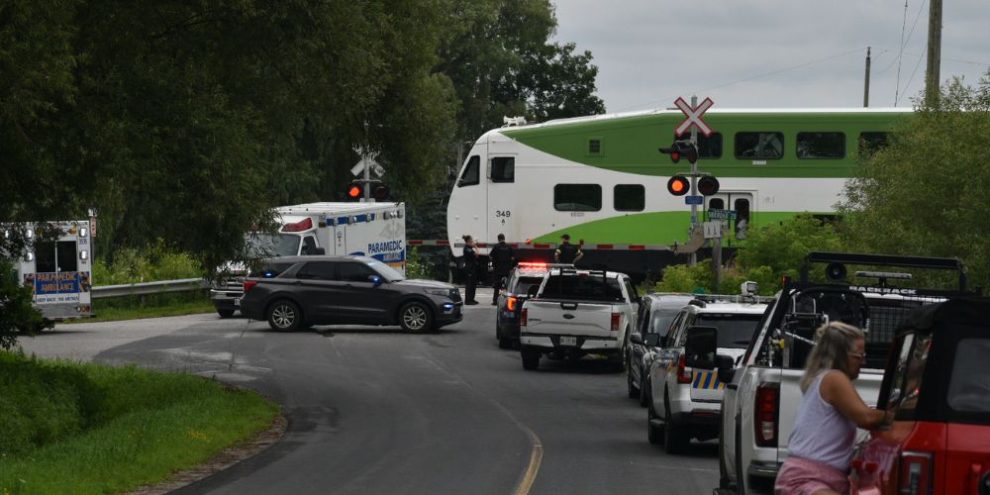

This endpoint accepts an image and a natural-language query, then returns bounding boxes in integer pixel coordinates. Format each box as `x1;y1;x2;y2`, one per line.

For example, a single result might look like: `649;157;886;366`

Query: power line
895;0;928;105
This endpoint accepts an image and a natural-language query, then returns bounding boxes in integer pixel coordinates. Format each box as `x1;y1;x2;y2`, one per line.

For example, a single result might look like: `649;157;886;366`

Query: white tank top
787;371;857;471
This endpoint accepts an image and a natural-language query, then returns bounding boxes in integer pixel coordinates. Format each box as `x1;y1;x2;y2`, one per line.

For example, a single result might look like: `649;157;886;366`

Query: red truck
850;297;990;495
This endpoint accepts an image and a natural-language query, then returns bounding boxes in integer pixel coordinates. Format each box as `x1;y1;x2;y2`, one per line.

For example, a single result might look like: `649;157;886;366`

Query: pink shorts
774;456;849;495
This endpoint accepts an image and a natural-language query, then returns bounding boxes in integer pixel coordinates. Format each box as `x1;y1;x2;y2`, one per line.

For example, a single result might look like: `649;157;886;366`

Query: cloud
552;0;990;112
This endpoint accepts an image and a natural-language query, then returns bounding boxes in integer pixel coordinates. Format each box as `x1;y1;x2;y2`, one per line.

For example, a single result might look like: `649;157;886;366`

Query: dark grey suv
240;255;462;332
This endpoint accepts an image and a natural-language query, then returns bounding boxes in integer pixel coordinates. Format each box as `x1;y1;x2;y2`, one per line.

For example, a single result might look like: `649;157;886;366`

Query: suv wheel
663;399;690;454
626;368;639;399
217;309;235;318
647;403;664;445
639;374;651;408
521;346;540;371
399;301;433;332
268;300;302;331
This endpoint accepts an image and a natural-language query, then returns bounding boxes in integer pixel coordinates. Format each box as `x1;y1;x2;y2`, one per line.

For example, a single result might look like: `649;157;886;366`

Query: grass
64;291;216;324
0;352;279;495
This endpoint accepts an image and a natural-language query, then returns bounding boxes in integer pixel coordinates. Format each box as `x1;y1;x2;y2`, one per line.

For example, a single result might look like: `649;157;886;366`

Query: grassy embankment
0;351;279;494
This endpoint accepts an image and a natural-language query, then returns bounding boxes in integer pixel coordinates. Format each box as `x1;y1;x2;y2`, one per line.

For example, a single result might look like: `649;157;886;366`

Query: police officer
489;233;515;305
462;235;479;305
554;233;584;265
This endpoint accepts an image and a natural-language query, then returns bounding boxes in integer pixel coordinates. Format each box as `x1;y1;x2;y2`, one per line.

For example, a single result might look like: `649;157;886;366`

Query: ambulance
11;220;94;321
211;202;407;317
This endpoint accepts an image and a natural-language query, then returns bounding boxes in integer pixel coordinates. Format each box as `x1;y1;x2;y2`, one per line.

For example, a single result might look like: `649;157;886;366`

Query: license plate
559;336;577;346
234;298;240;307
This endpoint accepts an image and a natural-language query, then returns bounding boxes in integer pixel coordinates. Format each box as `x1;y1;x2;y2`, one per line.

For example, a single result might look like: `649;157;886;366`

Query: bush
93;241;201;285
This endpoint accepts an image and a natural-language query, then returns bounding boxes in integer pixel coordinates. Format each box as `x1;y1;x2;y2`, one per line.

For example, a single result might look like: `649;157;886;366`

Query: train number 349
496;210;511;218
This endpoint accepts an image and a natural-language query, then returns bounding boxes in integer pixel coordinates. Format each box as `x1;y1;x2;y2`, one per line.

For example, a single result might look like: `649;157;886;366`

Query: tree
841;72;990;288
437;0;605;144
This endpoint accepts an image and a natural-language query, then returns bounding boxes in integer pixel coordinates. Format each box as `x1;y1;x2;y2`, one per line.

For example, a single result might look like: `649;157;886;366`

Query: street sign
674;96;714;137
708;209;737;220
685;195;704;205
703;221;722;239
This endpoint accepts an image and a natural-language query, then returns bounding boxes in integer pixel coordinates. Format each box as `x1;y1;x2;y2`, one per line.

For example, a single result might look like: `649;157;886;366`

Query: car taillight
898;451;933;495
521;307;527;326
243;280;258;293
676;354;692;384
507;296;517;312
611;312;620;332
754;383;780;447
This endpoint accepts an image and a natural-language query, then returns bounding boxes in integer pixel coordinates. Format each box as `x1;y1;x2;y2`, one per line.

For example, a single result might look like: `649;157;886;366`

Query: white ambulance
12;220;94;321
211;202;406;317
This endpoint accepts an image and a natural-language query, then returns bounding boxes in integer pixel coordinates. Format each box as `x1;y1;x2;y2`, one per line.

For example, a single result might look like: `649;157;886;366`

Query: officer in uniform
554;234;584;265
489;233;516;305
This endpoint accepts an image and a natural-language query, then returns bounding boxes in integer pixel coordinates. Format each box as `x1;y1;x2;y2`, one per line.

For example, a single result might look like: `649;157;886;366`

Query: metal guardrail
92;278;208;299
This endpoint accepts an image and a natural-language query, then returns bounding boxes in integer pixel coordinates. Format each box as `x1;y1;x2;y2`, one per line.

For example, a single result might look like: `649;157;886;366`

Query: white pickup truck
518;267;639;371
713;252;972;494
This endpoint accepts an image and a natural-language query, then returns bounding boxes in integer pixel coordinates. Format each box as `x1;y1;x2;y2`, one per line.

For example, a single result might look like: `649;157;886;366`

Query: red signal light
347;184;363;199
667;175;689;196
698;175;720;196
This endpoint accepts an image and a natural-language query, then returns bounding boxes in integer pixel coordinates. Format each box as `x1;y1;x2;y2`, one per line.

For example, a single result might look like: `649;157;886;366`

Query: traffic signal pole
689;96;699;266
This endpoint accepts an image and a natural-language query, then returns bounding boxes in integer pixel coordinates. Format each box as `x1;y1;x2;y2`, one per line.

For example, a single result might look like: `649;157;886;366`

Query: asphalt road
18;291;719;495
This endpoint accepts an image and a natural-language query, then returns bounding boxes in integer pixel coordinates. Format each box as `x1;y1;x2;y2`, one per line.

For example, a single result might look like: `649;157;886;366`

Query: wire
895;0;928;105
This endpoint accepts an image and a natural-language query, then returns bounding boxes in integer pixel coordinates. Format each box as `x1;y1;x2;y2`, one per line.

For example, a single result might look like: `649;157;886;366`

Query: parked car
519;267;639;371
240;255;462;332
647;297;768;454
626;293;695;406
495;262;553;349
849;297;990;495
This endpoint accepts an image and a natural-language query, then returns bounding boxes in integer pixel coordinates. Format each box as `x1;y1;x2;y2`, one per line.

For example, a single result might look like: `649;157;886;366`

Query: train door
486;137;517;248
705;192;753;243
449;146;488;249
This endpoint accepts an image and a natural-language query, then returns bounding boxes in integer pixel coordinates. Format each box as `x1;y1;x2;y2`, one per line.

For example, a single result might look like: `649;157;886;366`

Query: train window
614;184;644;211
458;156;480;187
735;132;784;160
588;138;602;155
697;132;723;159
554;184;602;212
708;198;725;210
859;132;890;159
796;132;845;159
491;157;514;183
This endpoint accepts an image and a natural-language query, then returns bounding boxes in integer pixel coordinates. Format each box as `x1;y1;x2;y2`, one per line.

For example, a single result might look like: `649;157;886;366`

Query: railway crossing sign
674;96;714;137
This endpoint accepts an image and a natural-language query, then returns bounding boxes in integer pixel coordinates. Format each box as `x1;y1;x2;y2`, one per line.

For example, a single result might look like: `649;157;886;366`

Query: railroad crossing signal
659;140;698;164
667;176;690;196
697;176;720;196
674;96;714;137
345;180;390;201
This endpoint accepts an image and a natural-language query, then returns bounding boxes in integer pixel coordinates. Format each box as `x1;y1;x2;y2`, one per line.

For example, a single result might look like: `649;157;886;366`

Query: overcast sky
551;1;990;112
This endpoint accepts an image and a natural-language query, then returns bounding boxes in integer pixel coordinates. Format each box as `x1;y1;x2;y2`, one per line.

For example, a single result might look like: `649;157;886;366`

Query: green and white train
445;107;909;277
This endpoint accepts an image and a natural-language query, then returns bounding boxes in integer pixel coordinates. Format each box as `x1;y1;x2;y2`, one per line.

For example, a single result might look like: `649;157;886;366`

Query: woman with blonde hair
774;322;891;495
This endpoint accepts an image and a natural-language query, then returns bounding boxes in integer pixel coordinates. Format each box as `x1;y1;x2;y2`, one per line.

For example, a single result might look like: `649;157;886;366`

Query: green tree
841;72;990;288
437;0;605;144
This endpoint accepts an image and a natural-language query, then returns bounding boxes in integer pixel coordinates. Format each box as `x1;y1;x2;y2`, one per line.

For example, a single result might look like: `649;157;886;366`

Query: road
18;290;719;495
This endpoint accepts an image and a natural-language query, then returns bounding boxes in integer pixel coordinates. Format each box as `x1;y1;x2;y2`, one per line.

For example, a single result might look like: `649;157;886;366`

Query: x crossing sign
674;96;714;137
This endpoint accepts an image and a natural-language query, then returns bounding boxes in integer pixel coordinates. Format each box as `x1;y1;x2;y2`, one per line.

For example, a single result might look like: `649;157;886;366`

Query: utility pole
925;0;943;106
863;47;871;108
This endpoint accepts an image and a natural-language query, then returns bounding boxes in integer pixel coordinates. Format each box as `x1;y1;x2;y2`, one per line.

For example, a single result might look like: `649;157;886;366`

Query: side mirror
527;285;539;298
629;333;643;345
369;275;383;287
643;333;661;347
684;326;718;370
716;355;735;383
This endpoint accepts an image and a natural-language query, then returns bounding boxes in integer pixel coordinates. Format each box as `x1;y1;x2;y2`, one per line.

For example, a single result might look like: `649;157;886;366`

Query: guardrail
92;278;208;299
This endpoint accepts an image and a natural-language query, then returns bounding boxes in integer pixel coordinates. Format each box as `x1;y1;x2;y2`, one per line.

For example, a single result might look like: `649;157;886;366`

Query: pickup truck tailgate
523;300;615;336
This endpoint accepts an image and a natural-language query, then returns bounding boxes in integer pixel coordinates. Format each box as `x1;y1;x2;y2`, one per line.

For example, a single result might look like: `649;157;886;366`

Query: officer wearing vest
554;234;584;265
